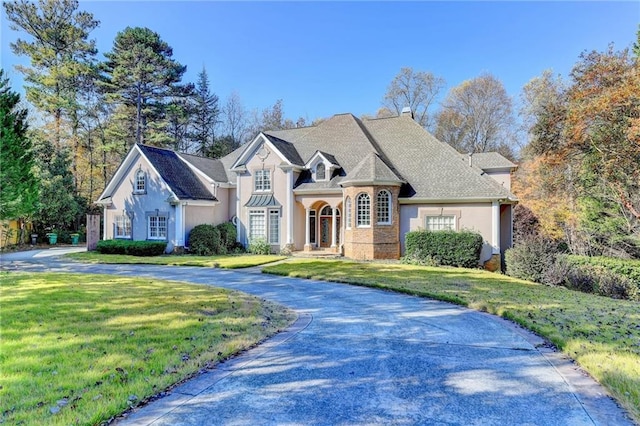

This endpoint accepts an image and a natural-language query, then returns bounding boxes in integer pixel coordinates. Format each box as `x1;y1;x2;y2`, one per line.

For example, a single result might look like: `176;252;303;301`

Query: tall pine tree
101;26;187;147
190;67;220;156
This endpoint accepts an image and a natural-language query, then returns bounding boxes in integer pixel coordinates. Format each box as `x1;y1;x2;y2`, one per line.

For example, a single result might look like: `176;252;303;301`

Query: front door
320;216;332;248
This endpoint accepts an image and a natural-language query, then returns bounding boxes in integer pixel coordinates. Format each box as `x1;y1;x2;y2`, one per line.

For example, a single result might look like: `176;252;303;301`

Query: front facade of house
97;111;517;268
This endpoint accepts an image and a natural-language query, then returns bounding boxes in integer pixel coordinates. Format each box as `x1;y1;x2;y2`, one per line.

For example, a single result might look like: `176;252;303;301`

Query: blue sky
2;1;639;122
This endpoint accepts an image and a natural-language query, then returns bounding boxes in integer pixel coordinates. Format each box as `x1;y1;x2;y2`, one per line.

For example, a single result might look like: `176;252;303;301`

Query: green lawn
66;252;286;268
0;272;295;425
263;259;640;423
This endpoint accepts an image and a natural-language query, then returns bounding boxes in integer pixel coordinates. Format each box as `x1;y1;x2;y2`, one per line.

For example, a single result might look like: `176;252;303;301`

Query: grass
263;259;640;423
0;272;295;425
65;252;287;269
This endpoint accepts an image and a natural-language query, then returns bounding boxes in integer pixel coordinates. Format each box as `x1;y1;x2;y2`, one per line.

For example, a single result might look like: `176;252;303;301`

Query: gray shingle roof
340;152;403;186
263;134;304;166
464;152;517;170
179;152;229;183
138;144;217;201
261;113;515;201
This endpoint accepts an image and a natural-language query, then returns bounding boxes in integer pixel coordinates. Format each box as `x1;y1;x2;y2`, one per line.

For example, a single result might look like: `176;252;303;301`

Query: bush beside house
403;230;484;268
505;240;639;301
188;222;240;256
96;240;167;256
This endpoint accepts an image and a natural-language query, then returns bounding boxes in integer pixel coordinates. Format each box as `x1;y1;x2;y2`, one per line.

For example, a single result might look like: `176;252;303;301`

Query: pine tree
190;67;220;156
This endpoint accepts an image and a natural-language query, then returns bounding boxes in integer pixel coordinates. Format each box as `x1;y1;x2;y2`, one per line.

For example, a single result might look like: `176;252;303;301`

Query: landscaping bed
263;259;640;423
0;272;295;425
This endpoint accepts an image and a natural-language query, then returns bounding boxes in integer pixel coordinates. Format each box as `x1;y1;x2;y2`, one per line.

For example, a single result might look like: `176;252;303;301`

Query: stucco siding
399;202;495;263
485;171;512;190
104;153;176;252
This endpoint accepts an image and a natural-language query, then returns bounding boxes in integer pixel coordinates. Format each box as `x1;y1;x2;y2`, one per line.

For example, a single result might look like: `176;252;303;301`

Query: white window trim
376;190;392;225
134;170;146;194
315;162;327;181
356;192;371;228
254;169;272;192
345;197;352;230
424;215;457;231
147;214;168;240
114;214;132;238
269;209;280;244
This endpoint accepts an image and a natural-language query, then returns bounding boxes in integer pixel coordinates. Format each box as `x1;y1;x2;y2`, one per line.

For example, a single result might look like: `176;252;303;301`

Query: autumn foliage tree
516;39;640;258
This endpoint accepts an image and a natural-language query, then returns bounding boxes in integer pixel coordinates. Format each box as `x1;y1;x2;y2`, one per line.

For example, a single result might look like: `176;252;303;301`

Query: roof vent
401;106;413;119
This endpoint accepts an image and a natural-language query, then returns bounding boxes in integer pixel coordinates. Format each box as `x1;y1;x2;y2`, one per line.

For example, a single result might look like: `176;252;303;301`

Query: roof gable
340;152;403;187
231;133;304;170
137;145;216;201
179;152;229;183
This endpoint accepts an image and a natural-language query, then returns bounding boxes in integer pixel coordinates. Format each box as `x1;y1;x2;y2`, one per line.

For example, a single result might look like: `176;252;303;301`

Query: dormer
305;151;340;182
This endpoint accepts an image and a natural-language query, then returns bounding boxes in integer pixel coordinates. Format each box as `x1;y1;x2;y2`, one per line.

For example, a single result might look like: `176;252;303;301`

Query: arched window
377;190;391;225
356;193;371;227
316;163;326;181
135;170;146;193
345;196;352;229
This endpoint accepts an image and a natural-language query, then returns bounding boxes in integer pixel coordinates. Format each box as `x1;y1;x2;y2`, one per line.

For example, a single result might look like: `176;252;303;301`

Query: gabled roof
305;150;341;168
263;134;304;166
138;145;217;201
179;152;229;183
464;152;517;170
266;113;516;201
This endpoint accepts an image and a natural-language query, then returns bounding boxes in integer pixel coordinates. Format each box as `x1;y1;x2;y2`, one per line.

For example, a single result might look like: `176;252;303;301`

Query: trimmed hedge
404;230;483;268
96;240;167;256
188;224;222;256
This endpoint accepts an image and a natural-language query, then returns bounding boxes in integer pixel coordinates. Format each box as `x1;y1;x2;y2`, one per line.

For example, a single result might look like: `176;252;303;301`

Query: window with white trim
376;190;391;225
316;163;326;181
115;215;132;238
356;193;371;227
345;197;352;229
254;169;271;192
309;210;317;244
425;215;456;231
135;170;146;193
249;210;266;240
269;209;280;244
148;215;167;239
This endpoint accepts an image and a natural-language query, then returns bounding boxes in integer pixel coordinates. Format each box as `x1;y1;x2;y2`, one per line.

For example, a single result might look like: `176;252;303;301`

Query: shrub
96;240;166;256
248;237;271;255
596;269;639;300
215;222;237;254
404;230;483;268
505;238;557;282
188;224;222;256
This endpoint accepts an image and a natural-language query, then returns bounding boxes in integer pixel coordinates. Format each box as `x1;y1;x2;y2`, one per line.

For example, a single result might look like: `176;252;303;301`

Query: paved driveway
1;250;634;425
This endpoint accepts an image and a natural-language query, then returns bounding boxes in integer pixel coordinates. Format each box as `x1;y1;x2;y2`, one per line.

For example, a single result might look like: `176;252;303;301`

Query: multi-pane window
249;209;280;244
115;215;132;238
148;215;167;239
345;197;352;229
249;210;266;240
425;215;456;231
135;170;146;193
254;169;271;192
356;193;371;227
377;190;391;225
316;163;326;181
269;209;280;244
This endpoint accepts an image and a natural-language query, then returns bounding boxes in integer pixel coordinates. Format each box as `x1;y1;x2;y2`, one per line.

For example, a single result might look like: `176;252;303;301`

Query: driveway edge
114;312;313;425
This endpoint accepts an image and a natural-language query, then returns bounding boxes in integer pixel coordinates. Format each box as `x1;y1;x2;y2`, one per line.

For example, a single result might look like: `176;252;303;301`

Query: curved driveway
2;249;634;426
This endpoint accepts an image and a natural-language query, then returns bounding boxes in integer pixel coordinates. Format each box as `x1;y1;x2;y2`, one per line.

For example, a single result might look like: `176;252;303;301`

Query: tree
4;0;99;192
101;26;187;146
0;70;38;224
516;42;640;258
435;73;517;159
190;67;220;156
382;67;445;129
220;91;249;146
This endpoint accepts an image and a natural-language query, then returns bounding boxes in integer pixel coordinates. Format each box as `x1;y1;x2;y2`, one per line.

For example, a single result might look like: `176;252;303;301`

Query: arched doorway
319;205;340;248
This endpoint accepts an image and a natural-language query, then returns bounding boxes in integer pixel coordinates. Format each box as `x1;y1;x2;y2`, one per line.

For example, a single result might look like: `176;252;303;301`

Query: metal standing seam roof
244;194;282;207
137;144;217;201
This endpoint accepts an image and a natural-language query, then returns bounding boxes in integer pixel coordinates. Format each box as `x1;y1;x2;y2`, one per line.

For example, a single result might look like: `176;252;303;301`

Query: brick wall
343;185;400;260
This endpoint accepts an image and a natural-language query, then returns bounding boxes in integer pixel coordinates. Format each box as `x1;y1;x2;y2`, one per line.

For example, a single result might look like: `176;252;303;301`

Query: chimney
401;106;413;119
468;152;473;167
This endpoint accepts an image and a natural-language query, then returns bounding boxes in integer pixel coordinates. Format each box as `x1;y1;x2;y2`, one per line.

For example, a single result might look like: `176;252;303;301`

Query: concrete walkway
1;249;634;425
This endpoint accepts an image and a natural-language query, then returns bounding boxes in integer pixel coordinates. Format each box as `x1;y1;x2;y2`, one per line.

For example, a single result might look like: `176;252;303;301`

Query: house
96;111;517;268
